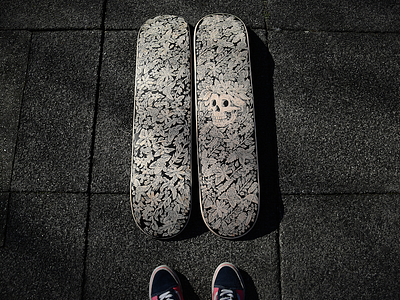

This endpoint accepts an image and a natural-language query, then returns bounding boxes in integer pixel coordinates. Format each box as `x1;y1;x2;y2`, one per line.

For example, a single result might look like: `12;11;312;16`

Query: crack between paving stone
5;190;130;195
80;1;108;299
28;28;103;32
280;192;400;196
2;32;33;248
266;28;400;34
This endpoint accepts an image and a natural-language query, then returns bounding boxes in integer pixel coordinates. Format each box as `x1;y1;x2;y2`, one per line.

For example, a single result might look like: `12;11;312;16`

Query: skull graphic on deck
208;94;243;127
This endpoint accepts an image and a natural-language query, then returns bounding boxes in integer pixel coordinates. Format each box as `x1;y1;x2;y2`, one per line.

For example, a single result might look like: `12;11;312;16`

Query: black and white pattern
131;15;191;238
194;14;260;238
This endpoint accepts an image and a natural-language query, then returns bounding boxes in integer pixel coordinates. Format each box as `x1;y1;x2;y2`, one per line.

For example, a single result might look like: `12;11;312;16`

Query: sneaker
212;262;245;300
149;265;184;300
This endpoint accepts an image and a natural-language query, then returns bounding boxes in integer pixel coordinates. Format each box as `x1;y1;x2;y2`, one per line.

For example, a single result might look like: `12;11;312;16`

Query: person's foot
212;262;245;300
149;265;184;300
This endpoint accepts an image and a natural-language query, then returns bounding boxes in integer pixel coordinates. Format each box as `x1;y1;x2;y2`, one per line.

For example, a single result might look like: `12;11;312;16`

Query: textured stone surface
84;194;280;299
280;194;400;299
0;193;87;298
0;0;398;298
11;31;101;192
265;0;400;32
0;0;104;29
0;193;8;246
91;31;137;193
0;31;31;192
105;0;265;29
270;31;400;194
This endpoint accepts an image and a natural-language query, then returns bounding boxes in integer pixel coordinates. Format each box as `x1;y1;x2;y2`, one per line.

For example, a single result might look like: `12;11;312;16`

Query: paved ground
1;0;399;299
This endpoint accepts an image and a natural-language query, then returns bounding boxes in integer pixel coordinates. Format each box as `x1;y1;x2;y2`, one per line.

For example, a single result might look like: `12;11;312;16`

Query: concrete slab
0;31;31;192
91;31;137;194
0;193;87;299
265;0;400;32
0;0;104;29
280;194;400;299
84;194;280;299
11;31;101;192
269;31;400;194
105;0;265;29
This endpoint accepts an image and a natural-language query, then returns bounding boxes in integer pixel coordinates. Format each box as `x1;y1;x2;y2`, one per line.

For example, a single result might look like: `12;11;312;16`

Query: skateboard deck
194;14;260;239
130;15;192;238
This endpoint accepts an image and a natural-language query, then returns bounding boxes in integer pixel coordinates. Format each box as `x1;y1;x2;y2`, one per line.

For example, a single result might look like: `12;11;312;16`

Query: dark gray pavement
0;0;399;299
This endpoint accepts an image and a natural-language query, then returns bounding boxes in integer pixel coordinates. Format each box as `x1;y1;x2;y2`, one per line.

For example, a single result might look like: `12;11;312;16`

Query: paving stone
0;31;31;192
85;194;280;299
105;0;265;29
0;193;8;247
91;31;137;193
265;0;400;32
0;193;88;299
269;31;400;194
11;31;101;192
280;194;400;299
0;0;104;29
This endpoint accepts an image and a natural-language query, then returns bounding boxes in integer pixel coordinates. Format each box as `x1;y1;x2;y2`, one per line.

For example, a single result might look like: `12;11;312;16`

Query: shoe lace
159;290;179;300
219;289;236;300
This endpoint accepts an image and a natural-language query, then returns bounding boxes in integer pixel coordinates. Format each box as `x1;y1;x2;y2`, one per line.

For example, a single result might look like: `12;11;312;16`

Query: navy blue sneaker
212;262;245;300
149;265;184;300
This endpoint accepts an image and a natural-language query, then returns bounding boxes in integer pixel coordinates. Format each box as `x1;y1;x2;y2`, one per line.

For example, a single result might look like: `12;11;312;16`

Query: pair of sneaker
149;262;245;300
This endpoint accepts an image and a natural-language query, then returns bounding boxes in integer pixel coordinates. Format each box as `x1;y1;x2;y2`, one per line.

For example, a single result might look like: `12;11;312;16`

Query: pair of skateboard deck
130;14;259;239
